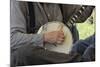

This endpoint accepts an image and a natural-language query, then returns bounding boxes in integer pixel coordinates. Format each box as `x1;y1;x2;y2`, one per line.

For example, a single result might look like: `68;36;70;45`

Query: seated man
11;0;95;67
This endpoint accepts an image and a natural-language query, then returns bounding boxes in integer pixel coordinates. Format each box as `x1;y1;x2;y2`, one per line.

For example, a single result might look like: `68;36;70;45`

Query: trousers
11;34;95;67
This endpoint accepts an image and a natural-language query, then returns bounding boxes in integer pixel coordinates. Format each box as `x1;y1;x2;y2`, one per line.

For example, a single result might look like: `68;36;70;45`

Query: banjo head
37;21;73;54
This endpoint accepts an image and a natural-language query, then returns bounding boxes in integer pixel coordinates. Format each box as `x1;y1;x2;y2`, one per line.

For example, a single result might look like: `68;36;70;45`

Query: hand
43;30;65;44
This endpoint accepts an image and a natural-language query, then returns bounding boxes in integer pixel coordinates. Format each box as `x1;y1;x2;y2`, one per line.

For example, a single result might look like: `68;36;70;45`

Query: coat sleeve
11;0;44;51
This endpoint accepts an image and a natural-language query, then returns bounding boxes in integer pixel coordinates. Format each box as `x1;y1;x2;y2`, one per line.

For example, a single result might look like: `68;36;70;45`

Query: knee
71;40;88;55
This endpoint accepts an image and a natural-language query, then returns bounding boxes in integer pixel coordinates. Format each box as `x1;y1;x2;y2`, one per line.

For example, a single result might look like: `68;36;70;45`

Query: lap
11;44;81;67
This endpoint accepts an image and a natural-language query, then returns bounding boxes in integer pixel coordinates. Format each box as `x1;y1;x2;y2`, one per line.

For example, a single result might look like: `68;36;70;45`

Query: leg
11;44;50;67
71;34;95;55
11;44;81;67
82;44;95;61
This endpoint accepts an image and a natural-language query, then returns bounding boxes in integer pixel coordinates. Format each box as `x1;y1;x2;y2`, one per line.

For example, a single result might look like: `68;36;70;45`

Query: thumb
59;25;63;32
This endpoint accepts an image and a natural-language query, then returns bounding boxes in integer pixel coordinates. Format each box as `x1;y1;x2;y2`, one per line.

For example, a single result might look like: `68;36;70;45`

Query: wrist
43;33;48;43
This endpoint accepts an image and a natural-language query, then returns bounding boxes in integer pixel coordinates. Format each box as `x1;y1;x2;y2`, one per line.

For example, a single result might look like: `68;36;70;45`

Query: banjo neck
65;6;87;27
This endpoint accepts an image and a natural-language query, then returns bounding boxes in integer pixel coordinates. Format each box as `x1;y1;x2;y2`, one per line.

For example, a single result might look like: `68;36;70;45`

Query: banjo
37;21;73;54
36;6;88;54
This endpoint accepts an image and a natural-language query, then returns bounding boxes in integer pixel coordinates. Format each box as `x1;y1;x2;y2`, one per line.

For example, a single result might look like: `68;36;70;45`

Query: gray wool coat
11;0;94;51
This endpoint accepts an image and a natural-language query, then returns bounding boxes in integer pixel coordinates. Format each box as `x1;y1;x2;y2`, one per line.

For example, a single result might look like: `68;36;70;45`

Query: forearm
11;31;44;51
11;0;44;51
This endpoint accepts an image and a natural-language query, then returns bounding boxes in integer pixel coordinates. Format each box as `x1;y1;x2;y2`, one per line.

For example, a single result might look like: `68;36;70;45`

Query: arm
11;0;44;51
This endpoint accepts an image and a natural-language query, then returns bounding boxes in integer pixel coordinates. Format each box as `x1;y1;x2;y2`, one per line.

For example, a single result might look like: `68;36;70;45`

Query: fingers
57;41;62;44
58;38;64;42
44;30;65;44
59;33;64;38
57;37;64;43
58;25;64;36
57;39;64;44
58;31;64;38
57;34;65;44
59;31;64;35
57;29;65;44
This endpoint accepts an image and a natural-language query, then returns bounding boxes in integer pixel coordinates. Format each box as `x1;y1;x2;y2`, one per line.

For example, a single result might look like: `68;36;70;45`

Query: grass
76;21;95;39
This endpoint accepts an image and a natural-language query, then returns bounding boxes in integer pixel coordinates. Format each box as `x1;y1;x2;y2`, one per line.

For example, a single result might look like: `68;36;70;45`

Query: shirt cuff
31;33;44;47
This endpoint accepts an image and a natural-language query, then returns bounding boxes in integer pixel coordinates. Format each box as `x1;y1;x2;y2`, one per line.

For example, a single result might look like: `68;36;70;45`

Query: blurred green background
76;22;95;39
76;9;95;39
